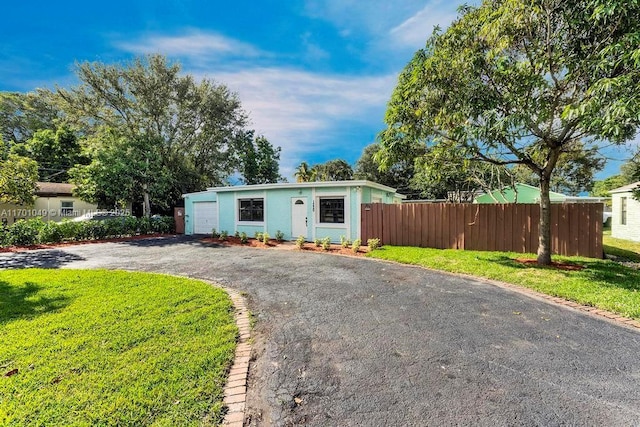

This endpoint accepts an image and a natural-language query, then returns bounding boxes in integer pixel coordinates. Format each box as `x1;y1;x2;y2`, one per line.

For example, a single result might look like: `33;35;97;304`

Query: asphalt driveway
2;236;640;426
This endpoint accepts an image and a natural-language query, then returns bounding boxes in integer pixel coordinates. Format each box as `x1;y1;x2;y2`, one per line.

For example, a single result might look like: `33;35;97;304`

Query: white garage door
193;202;217;234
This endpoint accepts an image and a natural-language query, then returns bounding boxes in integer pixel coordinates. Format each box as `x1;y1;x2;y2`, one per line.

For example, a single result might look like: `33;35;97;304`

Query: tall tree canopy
58;55;249;215
293;159;354;182
0;90;60;145
238;132;283;184
12;126;87;182
0;138;39;205
313;159;353;181
511;142;605;195
354;144;419;197
294;162;313;183
69;130;172;212
379;0;640;264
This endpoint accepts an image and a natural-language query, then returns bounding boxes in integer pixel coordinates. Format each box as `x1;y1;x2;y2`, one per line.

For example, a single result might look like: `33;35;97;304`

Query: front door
291;197;308;239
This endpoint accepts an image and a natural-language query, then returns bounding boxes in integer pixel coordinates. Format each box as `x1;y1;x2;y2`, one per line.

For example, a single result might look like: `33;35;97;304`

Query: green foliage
379;0;640;264
0;152;38;205
234;230;240;238
313;159;353;181
69;132;173;217
321;236;331;251
239;132;283;184
275;230;285;242
0;90;60;145
352;239;361;254
295;235;306;249
57;220;82;241
19;126;87;182
219;230;228;241
340;235;351;248
262;232;270;244
240;232;248;244
211;228;220;238
151;216;174;234
354;144;418;197
0;269;237;425
314;238;321;247
38;221;64;244
255;231;263;241
0;216;175;247
511;142;605;196
58;54;250;213
367;238;382;251
294;161;313;183
295;159;353;182
7;218;45;246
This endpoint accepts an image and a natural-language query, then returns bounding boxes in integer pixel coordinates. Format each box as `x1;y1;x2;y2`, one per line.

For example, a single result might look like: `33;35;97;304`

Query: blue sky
1;0;636;181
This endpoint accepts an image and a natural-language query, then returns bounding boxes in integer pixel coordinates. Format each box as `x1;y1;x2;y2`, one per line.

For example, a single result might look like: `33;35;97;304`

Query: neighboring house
610;181;640;242
0;182;98;226
182;181;405;242
474;183;609;205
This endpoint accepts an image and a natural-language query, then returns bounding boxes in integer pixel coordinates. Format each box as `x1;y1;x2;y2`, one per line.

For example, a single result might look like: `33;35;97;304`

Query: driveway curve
2;236;640;426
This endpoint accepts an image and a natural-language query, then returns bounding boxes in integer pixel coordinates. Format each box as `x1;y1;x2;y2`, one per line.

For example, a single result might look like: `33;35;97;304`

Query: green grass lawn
603;233;640;263
0;269;238;426
367;245;640;319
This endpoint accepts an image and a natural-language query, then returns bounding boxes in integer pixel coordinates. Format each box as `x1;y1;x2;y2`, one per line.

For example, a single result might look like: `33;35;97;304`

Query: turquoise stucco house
182;180;404;242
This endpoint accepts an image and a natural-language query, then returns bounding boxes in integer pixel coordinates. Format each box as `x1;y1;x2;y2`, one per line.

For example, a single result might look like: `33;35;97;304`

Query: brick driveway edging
218;287;251;427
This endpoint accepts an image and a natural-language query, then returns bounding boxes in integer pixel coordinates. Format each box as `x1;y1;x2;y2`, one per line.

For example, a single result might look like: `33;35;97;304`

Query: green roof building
474;183;571;204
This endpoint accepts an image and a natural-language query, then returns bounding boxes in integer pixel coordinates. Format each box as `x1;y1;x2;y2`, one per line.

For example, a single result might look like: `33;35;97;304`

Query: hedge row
0;216;175;247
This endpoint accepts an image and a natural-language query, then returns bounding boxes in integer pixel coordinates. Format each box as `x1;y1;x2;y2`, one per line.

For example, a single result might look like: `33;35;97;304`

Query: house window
239;198;264;222
61;201;74;217
621;197;627;225
319;198;344;223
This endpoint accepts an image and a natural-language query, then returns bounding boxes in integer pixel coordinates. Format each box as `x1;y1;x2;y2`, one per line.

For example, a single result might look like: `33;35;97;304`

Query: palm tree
294;162;312;182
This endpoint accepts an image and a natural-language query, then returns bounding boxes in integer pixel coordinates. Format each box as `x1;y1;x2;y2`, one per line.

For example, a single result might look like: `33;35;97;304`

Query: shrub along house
182;181;404;242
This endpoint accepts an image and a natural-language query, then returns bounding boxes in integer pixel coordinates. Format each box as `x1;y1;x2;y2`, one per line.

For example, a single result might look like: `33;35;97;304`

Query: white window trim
315;192;349;229
235;192;266;226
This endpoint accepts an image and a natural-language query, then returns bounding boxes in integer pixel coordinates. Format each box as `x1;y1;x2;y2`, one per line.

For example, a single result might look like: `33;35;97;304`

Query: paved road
2;237;640;426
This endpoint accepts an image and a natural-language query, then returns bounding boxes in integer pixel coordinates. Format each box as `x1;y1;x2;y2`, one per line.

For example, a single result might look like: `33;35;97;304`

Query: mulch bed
0;234;174;253
514;258;585;271
200;236;369;256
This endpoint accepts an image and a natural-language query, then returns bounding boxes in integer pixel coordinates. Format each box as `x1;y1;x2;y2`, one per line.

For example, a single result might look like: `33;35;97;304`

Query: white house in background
0;182;98;226
610;181;640;242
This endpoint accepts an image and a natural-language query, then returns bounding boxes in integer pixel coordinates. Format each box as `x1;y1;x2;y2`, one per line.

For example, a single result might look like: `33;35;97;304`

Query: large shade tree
354;143;420;197
58;55;249;215
0;138;38;205
238;132;283;184
378;0;640;265
0;90;60;145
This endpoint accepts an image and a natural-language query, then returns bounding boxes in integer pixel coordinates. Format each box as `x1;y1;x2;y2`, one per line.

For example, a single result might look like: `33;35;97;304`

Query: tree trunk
537;177;552;265
142;183;151;218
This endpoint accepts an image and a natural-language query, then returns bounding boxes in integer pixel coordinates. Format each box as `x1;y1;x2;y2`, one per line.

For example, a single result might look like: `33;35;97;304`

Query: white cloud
115;31;397;179
209;68;396;177
116;30;265;59
390;1;460;48
303;0;428;35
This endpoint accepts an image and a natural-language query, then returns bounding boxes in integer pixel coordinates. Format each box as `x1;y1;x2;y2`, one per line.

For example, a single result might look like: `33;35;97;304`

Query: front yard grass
367;246;640;319
0;269;237;426
603;233;640;263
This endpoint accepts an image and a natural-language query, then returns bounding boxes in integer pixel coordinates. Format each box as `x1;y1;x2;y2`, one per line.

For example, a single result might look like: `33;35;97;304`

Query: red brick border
369;257;640;331
221;289;251;427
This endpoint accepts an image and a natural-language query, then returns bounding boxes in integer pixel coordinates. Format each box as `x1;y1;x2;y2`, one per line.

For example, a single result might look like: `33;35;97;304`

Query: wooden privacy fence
361;203;603;259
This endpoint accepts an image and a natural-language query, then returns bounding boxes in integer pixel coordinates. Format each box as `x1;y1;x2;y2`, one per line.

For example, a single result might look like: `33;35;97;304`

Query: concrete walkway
2;236;640;426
